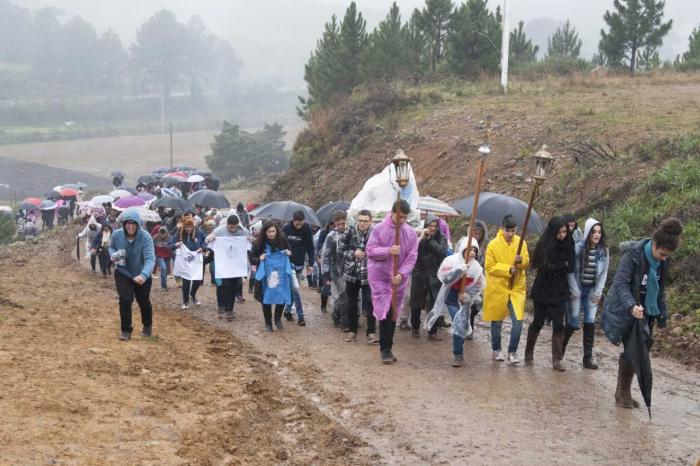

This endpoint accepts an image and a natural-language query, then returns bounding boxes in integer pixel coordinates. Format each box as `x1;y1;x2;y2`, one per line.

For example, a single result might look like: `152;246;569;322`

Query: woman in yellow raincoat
483;215;530;365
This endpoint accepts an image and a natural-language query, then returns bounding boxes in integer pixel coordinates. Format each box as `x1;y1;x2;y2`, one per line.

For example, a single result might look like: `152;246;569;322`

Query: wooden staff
508;180;541;289
392;189;401;320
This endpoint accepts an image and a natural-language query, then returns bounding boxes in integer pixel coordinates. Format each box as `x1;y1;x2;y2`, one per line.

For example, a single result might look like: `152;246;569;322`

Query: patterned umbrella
118;208;161;224
160;187;182;198
92;194;115;204
114;196;146;210
41;200;57;210
110;189;133;199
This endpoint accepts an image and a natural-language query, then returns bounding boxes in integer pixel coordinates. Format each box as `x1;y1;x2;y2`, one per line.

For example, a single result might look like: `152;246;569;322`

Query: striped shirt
582;248;597;286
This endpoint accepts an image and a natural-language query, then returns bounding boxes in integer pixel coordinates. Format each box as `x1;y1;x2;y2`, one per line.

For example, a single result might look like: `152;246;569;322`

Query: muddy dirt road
1;229;699;465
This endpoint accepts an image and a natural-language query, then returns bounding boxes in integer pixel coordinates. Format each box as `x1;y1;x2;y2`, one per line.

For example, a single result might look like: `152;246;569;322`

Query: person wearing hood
602;218;682;409
92;223;113;277
77;216;100;272
366;200;419;364
563;214;583;243
483;215;530;365
524;216;575;371
152;226;172;289
466;220;490;338
564;218;610;369
316;220;334;313
109;209;156;340
206;214;250;321
409;213;449;340
322;210;349;329
170;216;205;310
236;203;251;229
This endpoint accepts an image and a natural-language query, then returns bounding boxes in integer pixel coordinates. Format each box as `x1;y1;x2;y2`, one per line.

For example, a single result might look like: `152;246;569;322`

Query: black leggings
379;309;397;351
530;302;565;334
221;277;243;312
98;252;112;275
115;271;152;333
262;304;285;326
181;279;202;304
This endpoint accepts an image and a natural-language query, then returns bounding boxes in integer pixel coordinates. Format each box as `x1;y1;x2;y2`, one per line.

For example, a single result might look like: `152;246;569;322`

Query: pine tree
547;20;582;59
509;21;539;66
301;15;342;111
402;9;430;75
337;2;368;92
599;0;672;73
416;0;454;72
446;0;501;76
636;46;660;71
366;3;408;80
679;27;700;70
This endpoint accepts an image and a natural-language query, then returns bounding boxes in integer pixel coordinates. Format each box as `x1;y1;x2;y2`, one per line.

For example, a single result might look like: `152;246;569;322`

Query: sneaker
412;328;420;338
275;319;283;330
181;303;189;310
345;332;357;342
399;320;410;330
265;324;273;332
367;333;378;344
225;311;234;322
191;296;201;306
380;349;394;364
297;317;306;326
507;352;520;365
119;331;131;341
452;354;464;367
492;351;505;362
140;326;152;337
217;307;224;319
428;333;442;342
284;312;294;321
465;325;473;339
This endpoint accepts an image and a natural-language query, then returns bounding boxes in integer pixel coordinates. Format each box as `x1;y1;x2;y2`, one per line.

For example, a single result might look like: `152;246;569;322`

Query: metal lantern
392;149;412;188
532;144;554;181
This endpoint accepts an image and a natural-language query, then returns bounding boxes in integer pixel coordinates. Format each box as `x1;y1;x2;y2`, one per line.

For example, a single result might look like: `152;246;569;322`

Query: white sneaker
191;297;201;306
492;351;505;361
181;303;189;310
507;352;520;365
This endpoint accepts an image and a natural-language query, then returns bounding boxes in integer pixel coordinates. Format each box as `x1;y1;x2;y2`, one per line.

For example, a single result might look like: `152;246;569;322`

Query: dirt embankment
0;228;372;465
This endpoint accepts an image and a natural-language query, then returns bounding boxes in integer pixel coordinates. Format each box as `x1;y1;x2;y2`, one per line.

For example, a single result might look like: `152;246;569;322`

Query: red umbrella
164;171;188;180
60;187;79;197
24;197;42;207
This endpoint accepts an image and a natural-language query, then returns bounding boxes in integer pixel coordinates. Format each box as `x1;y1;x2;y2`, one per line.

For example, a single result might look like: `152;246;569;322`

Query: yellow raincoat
483;229;530;321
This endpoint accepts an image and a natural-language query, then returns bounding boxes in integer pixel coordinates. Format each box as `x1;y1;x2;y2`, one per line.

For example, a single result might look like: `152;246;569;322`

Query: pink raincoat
366;213;419;321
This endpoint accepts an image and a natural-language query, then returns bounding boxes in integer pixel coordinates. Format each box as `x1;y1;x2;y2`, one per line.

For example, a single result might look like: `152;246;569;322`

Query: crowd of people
69;182;683;413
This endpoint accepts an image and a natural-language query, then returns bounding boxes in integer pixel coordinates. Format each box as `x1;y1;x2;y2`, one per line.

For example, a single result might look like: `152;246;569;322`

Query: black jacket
531;239;575;305
410;225;448;310
282;222;315;267
603;239;669;345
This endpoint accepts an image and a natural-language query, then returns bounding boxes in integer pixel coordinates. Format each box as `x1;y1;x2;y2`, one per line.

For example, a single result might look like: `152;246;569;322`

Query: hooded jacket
472;220;490;266
109;209;156;281
410;214;448;309
567;218;610;299
483;229;530;321
530;232;575;305
211;223;250;238
282;222;315;267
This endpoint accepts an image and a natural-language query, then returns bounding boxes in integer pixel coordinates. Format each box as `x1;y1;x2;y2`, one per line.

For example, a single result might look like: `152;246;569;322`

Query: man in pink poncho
366;200;419;364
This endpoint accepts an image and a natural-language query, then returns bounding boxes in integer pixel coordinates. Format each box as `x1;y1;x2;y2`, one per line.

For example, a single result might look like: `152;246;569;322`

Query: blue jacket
109;209;156;281
602;239;669;345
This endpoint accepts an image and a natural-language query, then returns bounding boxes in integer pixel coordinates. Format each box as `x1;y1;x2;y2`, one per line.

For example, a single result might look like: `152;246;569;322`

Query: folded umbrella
251;201;321;227
316;201;350;227
188;190;230;209
452;192;545;235
624;318;654;419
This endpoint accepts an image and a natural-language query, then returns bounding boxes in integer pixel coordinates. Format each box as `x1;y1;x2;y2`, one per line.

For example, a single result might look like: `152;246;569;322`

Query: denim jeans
155;257;169;289
490;300;523;353
446;289;465;356
568;285;597;328
285;265;304;318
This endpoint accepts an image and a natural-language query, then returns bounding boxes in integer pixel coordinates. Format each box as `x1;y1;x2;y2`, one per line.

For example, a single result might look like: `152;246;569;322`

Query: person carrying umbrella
109;209;156;340
483;215;530;365
523;216;575;371
602;218;683;410
564;218;610;369
282;210;315;326
366;200;419;364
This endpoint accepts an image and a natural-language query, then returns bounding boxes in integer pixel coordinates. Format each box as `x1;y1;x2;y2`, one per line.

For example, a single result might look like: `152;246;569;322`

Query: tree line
0;1;240;102
302;0;700;112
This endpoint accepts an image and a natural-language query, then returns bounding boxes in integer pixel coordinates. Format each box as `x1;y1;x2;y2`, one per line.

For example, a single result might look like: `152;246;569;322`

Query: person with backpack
602;218;683;409
564;218;610;369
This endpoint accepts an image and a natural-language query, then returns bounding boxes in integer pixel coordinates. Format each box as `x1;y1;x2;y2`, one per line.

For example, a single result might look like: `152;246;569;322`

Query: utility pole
169;122;174;169
500;0;510;94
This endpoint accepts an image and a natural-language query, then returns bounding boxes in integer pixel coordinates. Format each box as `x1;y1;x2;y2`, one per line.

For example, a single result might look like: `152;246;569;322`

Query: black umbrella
316;201;350;227
44;191;60;200
624;318;654;418
188;189;230;209
111;170;125;177
175;165;196;172
452;192;546;235
251;201;321;227
161;176;182;187
152;167;171;174
138;174;157;185
152;197;193;211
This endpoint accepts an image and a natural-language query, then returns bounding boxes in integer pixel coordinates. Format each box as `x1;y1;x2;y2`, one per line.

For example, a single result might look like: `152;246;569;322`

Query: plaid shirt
341;224;372;285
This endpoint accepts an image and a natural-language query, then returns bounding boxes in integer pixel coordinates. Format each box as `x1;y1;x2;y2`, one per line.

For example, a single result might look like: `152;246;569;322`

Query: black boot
320;294;328;313
615;354;640;408
524;324;541;365
562;324;577;357
551;330;566;371
582;323;599;369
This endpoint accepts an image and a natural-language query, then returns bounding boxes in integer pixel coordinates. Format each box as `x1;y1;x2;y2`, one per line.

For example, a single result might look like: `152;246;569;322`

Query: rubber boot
320;294;328;313
561;324;577;357
615;354;640;408
524;325;541;365
582;323;599;369
551;330;566;371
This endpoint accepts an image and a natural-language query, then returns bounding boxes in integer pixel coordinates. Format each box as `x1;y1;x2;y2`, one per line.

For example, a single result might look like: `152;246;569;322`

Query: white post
500;0;509;94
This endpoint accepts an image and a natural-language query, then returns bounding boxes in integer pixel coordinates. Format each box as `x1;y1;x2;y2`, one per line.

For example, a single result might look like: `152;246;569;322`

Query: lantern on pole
390;149;412;320
509;144;555;289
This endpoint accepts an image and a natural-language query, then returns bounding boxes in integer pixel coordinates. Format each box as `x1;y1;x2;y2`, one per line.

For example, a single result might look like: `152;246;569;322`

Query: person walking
483;215;530;365
466;220;490;339
316;220;334;313
366;200;418;364
409;214;448;340
602;218;682;409
322;211;349;329
77;216;100;273
152;226;172;289
340;209;377;344
170;216;205;309
282;210;315;326
109;209;155;340
252;221;293;332
236;202;251;229
564;218;610;369
523;216;575;371
92;223;113;277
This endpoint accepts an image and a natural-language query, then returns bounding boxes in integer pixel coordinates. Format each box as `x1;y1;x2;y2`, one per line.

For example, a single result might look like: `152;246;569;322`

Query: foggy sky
19;0;700;88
